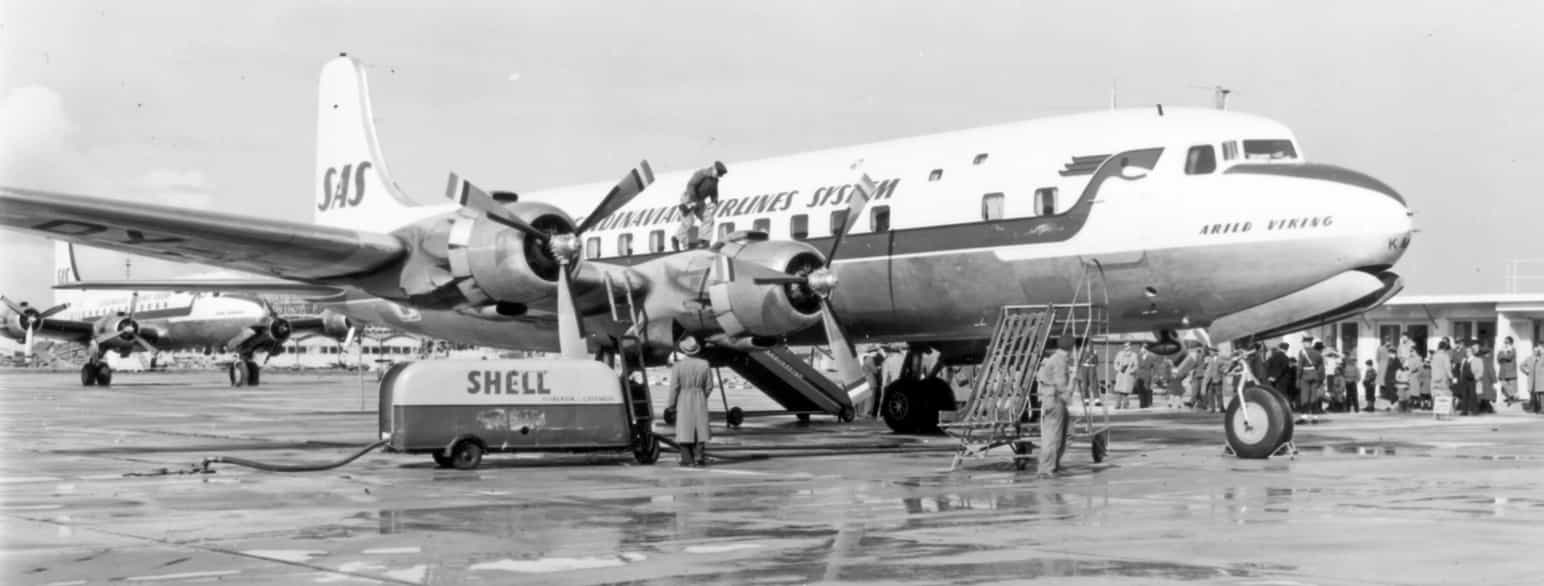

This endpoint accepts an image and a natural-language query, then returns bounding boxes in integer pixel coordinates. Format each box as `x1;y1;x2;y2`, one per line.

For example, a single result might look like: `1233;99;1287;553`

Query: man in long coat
1112;342;1138;409
1429;340;1454;414
1497;337;1519;406
1521;345;1544;414
668;336;714;466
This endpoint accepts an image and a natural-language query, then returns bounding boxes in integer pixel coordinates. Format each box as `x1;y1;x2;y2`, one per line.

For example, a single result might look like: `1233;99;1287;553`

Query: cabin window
648;230;665;253
717;222;735;240
928;169;943;181
585;237;600;259
617;233;633;256
972;153;989;165
829;209;849;235
981;192;1004;220
791;214;809;240
1221;140;1239;161
1034;187;1057;216
1185;145;1217;175
870;205;891;233
752;217;771;234
1243;139;1298;160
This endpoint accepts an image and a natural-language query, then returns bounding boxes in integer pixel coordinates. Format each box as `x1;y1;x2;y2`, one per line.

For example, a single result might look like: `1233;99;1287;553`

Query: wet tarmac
2;369;1542;585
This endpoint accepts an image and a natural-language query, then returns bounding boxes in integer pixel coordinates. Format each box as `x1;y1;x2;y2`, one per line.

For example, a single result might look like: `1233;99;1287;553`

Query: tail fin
53;241;86;308
315;54;419;232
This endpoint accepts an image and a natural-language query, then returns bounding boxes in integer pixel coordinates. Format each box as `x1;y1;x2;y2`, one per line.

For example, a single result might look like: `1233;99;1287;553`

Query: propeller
749;174;878;385
342;326;357;348
92;291;156;354
447;161;656;358
2;296;70;359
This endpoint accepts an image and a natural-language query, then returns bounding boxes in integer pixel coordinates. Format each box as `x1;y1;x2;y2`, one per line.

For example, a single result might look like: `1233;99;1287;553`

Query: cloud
0;85;91;192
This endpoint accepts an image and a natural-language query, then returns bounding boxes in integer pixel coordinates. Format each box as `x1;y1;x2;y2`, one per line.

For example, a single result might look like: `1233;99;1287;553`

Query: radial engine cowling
707;237;827;338
93;314;140;345
318;309;353;339
439;201;576;305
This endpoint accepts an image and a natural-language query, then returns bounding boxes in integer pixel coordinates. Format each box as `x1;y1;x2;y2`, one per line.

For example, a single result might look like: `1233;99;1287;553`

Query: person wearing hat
1035;333;1077;478
668;335;714;466
674;161;728;250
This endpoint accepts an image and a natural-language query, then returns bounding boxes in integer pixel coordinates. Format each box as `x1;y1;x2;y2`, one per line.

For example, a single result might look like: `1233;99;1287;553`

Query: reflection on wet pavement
4;372;1544;585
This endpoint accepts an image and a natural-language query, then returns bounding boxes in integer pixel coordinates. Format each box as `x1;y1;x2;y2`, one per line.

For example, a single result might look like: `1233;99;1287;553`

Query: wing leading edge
0;186;405;281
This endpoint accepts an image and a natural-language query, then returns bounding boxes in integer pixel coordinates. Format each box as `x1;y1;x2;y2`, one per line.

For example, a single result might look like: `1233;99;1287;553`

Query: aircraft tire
632;430;660;465
450;439;483;470
96;365;112;387
81;364;98;387
882;380;942;434
228;362;247;387
245;361;261;386
726;407;744;429
1225;384;1292;459
837;406;855;423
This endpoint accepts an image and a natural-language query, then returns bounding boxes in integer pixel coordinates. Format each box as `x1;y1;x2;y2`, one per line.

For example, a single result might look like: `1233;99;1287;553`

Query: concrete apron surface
1;370;1541;585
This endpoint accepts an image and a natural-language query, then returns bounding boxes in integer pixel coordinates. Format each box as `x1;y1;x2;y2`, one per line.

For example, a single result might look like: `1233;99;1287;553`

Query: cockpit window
1184;145;1217;175
1243;139;1298;161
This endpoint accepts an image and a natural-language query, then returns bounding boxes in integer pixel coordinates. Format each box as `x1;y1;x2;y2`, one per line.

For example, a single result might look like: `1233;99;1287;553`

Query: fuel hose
199;439;389;473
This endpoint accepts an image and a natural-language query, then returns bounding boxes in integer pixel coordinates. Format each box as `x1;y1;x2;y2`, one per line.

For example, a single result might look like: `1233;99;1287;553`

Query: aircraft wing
54;279;345;298
0;186;405;280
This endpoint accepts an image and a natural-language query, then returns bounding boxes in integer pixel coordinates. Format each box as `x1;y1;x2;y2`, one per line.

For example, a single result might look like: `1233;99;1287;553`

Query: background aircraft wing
54;279;346;298
0;186;405;280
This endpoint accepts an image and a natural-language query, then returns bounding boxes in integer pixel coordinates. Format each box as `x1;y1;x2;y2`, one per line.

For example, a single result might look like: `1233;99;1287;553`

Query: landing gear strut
80;348;112;387
880;346;954;434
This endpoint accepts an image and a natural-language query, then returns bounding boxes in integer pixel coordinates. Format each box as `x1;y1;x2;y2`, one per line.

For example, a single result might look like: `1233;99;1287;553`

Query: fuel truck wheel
95;364;112;387
1225;385;1292;459
244;361;261;386
431;452;453;468
633;430;660;465
81;364;98;387
228;362;247;387
838;406;856;423
726;407;744;429
450;440;483;470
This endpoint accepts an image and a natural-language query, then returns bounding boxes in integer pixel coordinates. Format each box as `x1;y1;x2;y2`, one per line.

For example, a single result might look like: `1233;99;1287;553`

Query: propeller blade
94;330;123;345
824;174;877;263
1;296;24;314
575;161;656;234
342;326;357;347
24;328;35;358
554;261;587;359
752;276;807;286
819;300;863;385
38;303;69;318
133;335;157;354
446;172;549;241
128;291;140;318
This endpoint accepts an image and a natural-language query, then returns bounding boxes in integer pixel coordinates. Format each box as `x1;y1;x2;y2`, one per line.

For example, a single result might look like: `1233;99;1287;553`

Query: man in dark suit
1266;342;1292;401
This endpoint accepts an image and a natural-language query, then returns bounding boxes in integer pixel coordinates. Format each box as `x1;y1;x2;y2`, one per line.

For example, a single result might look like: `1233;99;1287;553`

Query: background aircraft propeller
92;291;157;354
446;161;655;358
749;174;878;385
2;296;70;359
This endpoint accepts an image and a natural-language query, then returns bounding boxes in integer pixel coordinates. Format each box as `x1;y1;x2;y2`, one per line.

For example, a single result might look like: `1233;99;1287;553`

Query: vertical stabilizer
53;241;86;308
314;54;420;232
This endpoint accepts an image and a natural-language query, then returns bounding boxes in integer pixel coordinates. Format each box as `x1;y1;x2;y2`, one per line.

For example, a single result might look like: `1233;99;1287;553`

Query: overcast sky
2;1;1542;305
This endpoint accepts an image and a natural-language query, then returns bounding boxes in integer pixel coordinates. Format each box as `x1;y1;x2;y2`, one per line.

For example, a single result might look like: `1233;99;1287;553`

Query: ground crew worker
1521;344;1544;414
675;161;727;249
668;336;713;466
1497;336;1519;406
1112;342;1138;409
1035;334;1076;478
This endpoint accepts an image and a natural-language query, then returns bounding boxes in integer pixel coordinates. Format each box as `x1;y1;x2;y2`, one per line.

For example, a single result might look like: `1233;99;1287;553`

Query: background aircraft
0;55;1413;454
1;242;354;386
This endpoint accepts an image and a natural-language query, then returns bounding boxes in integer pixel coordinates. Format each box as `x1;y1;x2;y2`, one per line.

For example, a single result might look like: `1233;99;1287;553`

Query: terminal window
870;205;890;233
648;230;665;253
830;209;849;235
1034;187;1057;216
1185;145;1217;175
790;214;809;239
981;192;1004;220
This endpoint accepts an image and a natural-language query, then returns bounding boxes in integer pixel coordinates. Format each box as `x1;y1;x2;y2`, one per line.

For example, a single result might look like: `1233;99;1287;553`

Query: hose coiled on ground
199;439;389;472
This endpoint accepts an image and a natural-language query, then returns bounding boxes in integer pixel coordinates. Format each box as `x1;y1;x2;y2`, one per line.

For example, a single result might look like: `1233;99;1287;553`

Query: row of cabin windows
83;301;174;318
584;183;1063;260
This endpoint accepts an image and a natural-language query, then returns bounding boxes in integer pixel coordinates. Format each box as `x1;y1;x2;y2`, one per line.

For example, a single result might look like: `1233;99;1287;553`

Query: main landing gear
228;354;262;387
1223;384;1296;459
80;360;113;387
880;346;956;434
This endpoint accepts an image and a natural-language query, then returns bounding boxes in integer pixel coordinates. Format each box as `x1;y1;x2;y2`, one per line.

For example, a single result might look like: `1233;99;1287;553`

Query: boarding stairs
941;271;1112;471
714;345;856;422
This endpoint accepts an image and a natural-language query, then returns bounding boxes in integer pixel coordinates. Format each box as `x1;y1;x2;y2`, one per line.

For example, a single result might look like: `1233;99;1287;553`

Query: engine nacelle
93;314;140;346
260;316;293;344
318;309;353;339
706;238;827;338
404;200;576;306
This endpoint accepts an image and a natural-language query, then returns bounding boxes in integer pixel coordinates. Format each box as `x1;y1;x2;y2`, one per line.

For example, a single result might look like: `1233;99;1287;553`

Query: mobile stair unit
941;275;1112;471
